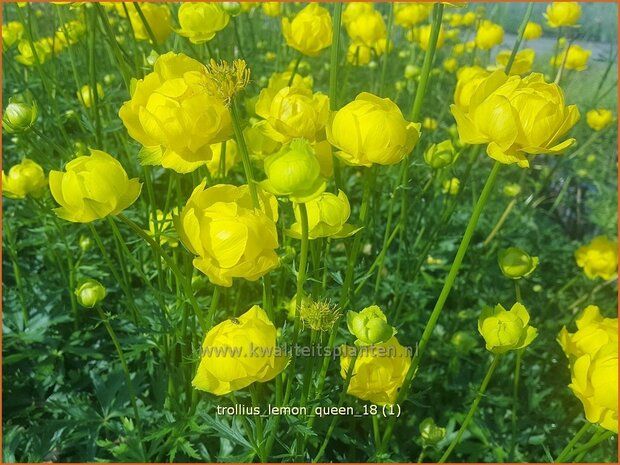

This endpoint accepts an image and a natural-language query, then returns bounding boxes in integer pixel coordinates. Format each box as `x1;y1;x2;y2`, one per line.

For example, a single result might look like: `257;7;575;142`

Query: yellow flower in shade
342;3;374;25
288;190;360;240
15;40;50;66
340;337;412;405
346;305;395;345
462;11;476;26
282;3;332;57
178;182;279;287
575;236;618;280
498;247;538;279
423;117;438;130
127;3;172;43
192;305;288;396
77;83;104;109
558;306;618;433
478;302;538;354
347;42;373;66
327;92;421;166
494;48;535;75
449;13;463;28
55;19;85;46
442;177;460;195
49;150;142;223
2;21;24;47
262;2;281;17
207;139;239;177
586;109;615;131
475;20;504;50
523;21;543;40
345;9;386;47
545;2;581;28
451;71;580;168
394;3;432;28
255;86;329;143
424;139;457;169
260;139;326;203
119;52;232;174
443;58;458;73
176;3;229;44
2;159;47;199
147;209;178;247
453;66;491;111
413;24;445;51
244;120;282;159
550;44;591;71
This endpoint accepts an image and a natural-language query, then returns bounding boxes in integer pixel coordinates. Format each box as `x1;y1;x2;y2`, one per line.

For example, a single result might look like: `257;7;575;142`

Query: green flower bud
498;247;539;279
450;330;478;353
103;73;116;85
424;139;457;169
478;303;538;354
503;183;522;197
419;417;446;446
75;279;106;308
79;235;92;252
222;2;242;15
346;305;395;345
2;98;37;133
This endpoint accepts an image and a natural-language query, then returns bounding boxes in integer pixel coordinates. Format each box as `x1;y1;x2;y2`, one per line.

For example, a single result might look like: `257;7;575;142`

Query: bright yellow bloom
586;109;615;131
267;70;314;92
475;20;504;50
262;2;281;17
443;57;458;73
56;19;85;46
414;24;445;51
575;236;618;280
442;177;460;195
545;2;581;28
207;139;239;177
551;44;591;71
288;190;359;240
345;9;386;47
559;306;617;360
347;42;373;66
282;3;332;57
244;120;282;159
340;337;412;405
342;3;374;25
192;305;288;396
327;92;421;166
127;3;172;43
462;11;476;26
119;52;232;173
346;305;395;345
2;159;47;199
453;66;491;111
423;117;438;130
178;182;279;287
2;21;24;47
498;247;539;279
424;139;457;169
523;21;543;40
478;302;538;354
49;150;142;223
394;3;432;28
15;40;50;66
176;3;229;44
494;48;535;75
451;71;580;168
147;209;178;247
449;13;463;28
77;83;104;109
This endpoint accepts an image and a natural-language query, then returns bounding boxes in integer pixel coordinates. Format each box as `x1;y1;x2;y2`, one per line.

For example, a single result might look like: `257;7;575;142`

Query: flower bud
77;83;104;109
442;177;460;195
103;73;116;85
424;140;457;169
75;279;107;308
2;98;37;133
478;303;538;354
79;235;93;252
419;417;446;446
498;247;539;279
221;2;241;15
346;305;395;345
503;183;522;197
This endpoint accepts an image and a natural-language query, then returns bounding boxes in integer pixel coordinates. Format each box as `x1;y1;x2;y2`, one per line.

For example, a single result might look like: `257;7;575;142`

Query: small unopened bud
75;279;106;308
2;98;37;133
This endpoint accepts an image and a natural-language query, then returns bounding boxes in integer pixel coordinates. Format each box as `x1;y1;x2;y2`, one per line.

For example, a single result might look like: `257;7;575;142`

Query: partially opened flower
586;109;615;131
498;247;539;279
345;9;386;47
282;3;332;56
545;2;581;28
550;44;591;71
2;158;47;199
288;190;359;239
346;305;395;345
394;3;432;28
77;83;104;109
478;302;538;354
2;21;24;47
176;3;229;43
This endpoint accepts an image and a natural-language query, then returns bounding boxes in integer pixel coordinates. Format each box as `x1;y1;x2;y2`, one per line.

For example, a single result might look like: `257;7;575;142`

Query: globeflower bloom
551;45;591;71
340;337;412;405
176;3;229;43
345;9;387;47
342;3;374;25
395;3;432;28
2;159;47;199
545;2;581;28
412;24;445;51
178;182;280;287
127;3;172;43
575;236;618;280
77;83;104;109
451;71;580;168
192;305;288;396
262;2;281;17
523;21;543;40
15;40;50;66
498;247;539;279
119;52;232;173
49;150;142;223
282;3;332;57
586;109;614;131
494;49;535;75
478;303;538;354
327;92;421;166
346;305;395;345
453;66;491;111
475;20;504;50
442;177;460;195
2;21;24;47
424;139;457;169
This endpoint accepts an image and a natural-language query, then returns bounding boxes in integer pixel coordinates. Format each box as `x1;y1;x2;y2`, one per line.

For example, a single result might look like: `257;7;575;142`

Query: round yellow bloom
207;139;239;177
423;117;438;130
494;48;535;75
282;3;332;57
559;305;617;360
176;3;229;44
394;3;432;28
347;42;373;66
478;302;538;354
49;150;142;223
342;3;374;25
327;92;421;166
424;139;457;169
443;57;458;73
346;305;395;345
545;2;581;28
77;83;104;109
262;2;281;17
2;21;24;47
475;20;503;50
586;109;615;131
345;10;386;47
498;247;539;279
453;66;491;111
288;190;359;240
340;337;412;405
551;44;591;71
192;305;288;396
462;11;476;26
119;52;232;173
128;3;172;43
178;182;279;287
56;19;85;46
15;40;50;66
449;13;463;28
414;24;445;51
523;21;543;40
244;120;282;159
451;71;580;168
2;159;47;199
575;236;618;280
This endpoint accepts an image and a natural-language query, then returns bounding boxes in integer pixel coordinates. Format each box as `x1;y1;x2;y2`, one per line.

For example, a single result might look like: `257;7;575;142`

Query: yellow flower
475;20;503;50
545;2;581;28
586;109;614;131
262;2;282;17
282;3;332;57
2;21;24;47
192;305;288;396
244;120;282;159
260;139;326;203
423;117;438;130
550;44;591;71
449;13;463;28
288;190;359;240
394;3;432;28
559;305;617;360
523;21;543;40
119;52;232;173
340;337;412;405
346;305;395;346
127;3;172;43
462;11;476;26
342;3;374;25
414;24;445;51
2;159;47;199
327;92;421;166
345;9;386;47
453;66;491;111
503;183;522;197
2;98;37;133
424;139;457;169
451;71;580;168
443;57;458;73
442;177;460;195
478;302;538;354
498;247;539;279
494;48;535;75
77;83;104;109
255;86;329;143
575;236;618;280
49;150;142;223
176;3;229;44
147;209;178;247
56;19;85;46
15;40;50;66
347;42;373;66
207;139;239;177
178;182;279;287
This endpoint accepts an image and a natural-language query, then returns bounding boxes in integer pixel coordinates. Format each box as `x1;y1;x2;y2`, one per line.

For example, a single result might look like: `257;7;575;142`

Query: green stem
205;286;220;329
329;2;343;189
87;6;103;147
231;101;260;207
132;3;162;54
509;350;523;460
482;198;516;246
554;422;593;462
504;3;533;74
287;53;303;87
561;429;615;462
378;3;394;96
439;354;502;462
